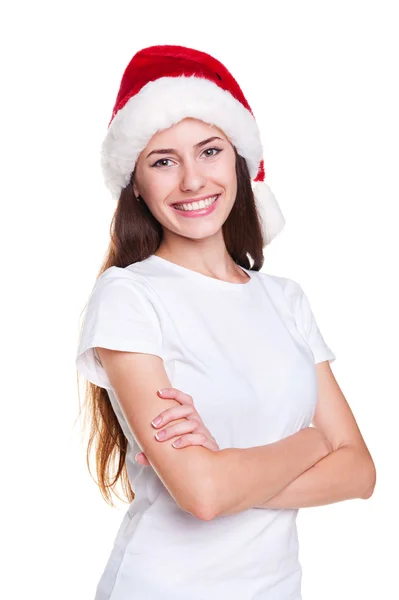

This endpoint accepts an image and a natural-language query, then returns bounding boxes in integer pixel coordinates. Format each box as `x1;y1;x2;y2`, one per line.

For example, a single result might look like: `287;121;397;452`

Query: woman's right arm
96;348;218;519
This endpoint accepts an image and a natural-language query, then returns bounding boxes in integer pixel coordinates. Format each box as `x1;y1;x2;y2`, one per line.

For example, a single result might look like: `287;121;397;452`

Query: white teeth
173;195;218;211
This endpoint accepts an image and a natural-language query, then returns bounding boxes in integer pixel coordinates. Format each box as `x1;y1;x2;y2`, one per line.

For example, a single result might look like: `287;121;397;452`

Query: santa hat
101;44;285;247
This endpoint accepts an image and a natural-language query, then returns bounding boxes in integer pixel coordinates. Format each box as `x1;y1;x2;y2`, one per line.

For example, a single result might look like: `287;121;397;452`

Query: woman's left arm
255;361;376;509
254;442;374;509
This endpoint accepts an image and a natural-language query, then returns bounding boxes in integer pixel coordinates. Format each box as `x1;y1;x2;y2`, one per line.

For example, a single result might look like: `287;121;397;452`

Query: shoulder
92;265;152;296
86;265;159;319
255;270;304;308
95;265;143;285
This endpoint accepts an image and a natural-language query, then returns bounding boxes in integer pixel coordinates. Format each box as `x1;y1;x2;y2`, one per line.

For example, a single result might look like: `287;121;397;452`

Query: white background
2;1;397;598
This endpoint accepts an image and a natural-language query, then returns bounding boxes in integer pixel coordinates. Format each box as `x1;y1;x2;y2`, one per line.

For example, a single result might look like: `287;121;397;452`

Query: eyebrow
145;136;224;159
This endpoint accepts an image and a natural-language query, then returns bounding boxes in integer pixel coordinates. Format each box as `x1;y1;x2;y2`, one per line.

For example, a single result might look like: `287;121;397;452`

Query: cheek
210;153;236;184
215;164;237;196
140;180;177;219
141;173;176;202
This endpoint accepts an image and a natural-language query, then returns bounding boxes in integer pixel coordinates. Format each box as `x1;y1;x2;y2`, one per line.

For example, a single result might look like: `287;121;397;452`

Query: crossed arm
253;440;374;510
97;347;376;521
209;361;376;518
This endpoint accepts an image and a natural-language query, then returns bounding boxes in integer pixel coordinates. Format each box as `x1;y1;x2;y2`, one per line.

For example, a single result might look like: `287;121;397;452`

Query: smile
172;194;220;216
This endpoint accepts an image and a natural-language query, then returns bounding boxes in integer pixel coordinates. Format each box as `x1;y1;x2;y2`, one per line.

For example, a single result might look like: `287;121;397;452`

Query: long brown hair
76;147;266;506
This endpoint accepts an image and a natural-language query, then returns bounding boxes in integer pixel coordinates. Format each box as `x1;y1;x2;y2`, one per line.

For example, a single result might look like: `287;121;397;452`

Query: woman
76;44;376;600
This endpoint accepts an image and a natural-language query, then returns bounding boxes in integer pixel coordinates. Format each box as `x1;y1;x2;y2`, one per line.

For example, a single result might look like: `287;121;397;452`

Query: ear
132;179;140;199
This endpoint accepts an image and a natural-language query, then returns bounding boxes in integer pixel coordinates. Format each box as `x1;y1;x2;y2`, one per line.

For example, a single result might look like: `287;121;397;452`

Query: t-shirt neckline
148;254;254;289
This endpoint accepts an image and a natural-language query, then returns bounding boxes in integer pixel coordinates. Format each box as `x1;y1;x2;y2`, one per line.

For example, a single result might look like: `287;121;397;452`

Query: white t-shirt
76;254;336;600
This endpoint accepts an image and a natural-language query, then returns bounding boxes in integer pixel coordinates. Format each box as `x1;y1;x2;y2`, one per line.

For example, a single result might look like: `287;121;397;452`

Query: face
132;118;237;242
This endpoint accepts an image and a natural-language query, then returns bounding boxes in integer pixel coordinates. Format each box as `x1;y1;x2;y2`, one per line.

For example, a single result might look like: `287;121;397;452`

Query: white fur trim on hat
253;181;286;245
101;75;263;199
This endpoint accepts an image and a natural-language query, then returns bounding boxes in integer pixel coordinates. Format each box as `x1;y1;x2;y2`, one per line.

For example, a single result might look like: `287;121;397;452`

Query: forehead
147;117;228;147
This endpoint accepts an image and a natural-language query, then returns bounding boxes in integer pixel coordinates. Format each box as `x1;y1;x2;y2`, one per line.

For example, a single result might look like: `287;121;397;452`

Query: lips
171;194;220;217
171;194;219;206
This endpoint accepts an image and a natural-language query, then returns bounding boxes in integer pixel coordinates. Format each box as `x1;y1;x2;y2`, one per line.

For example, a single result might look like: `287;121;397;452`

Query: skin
136;388;221;466
132;117;249;284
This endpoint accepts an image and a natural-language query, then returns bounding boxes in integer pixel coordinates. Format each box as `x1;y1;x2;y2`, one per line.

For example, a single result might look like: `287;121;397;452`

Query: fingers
147;388;220;459
154;419;198;443
157;388;194;405
151;404;199;429
135;452;151;466
172;433;218;451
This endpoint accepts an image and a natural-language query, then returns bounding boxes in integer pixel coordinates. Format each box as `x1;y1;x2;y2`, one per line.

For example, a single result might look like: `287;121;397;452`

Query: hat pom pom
252;181;286;247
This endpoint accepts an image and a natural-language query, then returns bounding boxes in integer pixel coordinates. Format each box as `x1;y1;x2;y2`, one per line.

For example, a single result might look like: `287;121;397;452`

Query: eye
202;147;222;158
151;147;222;168
151;158;174;168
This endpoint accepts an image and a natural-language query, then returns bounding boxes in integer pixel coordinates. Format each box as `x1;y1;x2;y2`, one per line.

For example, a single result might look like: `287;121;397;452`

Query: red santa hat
101;44;285;247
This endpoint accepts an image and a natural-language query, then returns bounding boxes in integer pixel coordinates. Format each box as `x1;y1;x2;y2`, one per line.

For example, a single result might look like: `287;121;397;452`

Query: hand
135;387;220;466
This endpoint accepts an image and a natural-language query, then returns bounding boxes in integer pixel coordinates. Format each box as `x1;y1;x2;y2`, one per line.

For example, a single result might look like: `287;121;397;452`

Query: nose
179;159;207;193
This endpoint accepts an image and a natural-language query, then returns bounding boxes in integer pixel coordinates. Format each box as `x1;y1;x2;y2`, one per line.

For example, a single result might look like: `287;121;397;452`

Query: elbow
180;489;217;521
177;461;219;521
343;442;377;500
192;502;217;521
192;447;232;520
360;461;377;500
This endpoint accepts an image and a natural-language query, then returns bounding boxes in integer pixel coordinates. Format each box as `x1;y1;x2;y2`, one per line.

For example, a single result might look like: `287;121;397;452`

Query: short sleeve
288;279;336;364
76;267;164;390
